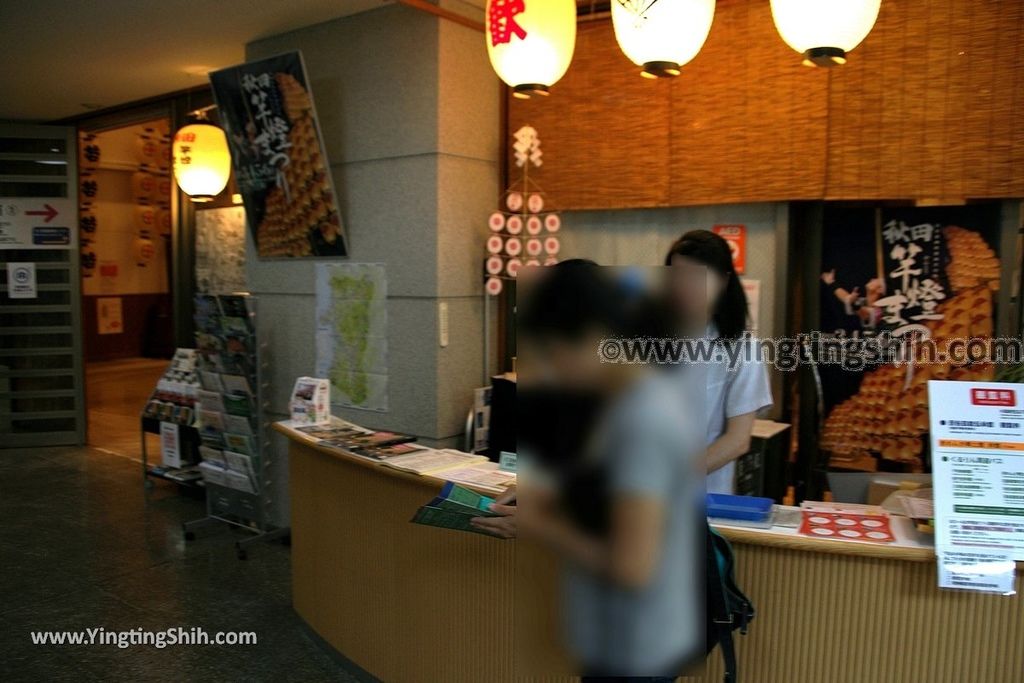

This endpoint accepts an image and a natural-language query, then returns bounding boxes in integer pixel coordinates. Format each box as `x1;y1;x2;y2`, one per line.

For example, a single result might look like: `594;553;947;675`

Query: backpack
705;523;755;683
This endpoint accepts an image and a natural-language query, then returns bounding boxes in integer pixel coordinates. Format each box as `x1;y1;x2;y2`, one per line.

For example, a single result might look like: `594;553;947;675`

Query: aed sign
712;224;746;275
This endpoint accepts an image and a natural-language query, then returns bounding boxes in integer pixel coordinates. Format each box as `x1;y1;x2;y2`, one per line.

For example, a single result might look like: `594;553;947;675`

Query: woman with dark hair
665;230;773;494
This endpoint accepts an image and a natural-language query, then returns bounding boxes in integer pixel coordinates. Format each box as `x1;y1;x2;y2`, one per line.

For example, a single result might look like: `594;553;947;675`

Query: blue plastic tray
706;493;774;521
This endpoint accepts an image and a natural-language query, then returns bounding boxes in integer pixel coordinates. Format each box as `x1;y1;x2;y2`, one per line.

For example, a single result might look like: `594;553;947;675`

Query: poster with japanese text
818;205;1002;473
209;52;347;258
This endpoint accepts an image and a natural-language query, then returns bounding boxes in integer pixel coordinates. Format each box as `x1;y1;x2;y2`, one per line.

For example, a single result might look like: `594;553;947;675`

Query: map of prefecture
315;264;388;411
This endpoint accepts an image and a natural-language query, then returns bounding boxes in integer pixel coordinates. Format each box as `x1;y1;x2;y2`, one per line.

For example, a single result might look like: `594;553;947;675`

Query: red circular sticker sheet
799;511;895;543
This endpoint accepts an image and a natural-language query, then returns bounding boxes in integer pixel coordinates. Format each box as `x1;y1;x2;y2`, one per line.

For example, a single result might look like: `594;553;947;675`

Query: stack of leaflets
381;449;488;475
411;482;505;538
193;294;260;495
142;348;200;426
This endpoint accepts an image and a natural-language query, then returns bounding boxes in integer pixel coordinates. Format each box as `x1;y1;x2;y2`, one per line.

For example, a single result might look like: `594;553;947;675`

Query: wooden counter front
281;425;1024;683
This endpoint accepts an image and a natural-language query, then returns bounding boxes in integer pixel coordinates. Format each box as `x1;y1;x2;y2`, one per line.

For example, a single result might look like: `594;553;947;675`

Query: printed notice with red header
928;380;1023;594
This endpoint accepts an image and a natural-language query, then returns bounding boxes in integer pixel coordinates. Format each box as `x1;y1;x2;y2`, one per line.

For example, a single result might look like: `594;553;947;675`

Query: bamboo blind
508;0;1024;209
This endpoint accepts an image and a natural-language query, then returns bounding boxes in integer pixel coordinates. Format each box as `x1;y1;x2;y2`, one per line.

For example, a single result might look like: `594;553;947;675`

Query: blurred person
665;230;773;495
502;262;703;681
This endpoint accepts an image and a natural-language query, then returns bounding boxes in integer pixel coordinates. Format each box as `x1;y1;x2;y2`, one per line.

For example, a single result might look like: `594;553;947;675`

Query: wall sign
0;199;74;250
210;51;347;258
928;379;1023;594
97;296;123;335
7;262;37;299
712;224;746;274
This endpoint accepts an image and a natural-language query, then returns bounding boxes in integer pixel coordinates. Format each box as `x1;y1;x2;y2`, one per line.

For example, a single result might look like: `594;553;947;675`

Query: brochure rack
140;348;202;489
182;294;288;559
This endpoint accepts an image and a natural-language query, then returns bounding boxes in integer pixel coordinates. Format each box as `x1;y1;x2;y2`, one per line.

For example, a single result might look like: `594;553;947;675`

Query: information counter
277;423;1023;683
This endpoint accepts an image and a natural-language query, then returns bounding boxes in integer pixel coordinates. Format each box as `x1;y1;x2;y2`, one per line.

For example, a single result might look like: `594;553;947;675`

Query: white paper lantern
612;0;716;78
172;122;231;202
770;0;881;66
486;0;577;98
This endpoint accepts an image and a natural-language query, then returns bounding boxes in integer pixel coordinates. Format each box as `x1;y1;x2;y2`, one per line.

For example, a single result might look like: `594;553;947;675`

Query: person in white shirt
665;230;773;494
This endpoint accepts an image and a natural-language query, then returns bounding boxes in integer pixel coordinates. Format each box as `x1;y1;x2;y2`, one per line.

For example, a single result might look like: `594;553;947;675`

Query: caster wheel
184;531;195;541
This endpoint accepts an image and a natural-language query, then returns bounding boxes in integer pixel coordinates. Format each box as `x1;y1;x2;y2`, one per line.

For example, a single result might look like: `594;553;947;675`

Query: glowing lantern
770;0;881;66
172;121;230;202
612;0;716;78
486;0;577;98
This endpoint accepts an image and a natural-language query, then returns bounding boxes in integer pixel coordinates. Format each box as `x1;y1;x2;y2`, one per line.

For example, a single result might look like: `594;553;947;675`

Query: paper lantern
770;0;881;66
486;0;577;98
135;237;156;266
612;0;715;78
172;122;231;202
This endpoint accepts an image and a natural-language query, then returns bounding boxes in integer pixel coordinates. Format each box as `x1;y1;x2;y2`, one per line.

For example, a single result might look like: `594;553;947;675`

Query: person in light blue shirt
506;261;703;682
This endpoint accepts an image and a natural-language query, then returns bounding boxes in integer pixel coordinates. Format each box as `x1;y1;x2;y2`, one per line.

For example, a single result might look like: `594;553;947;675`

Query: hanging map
315;263;388;412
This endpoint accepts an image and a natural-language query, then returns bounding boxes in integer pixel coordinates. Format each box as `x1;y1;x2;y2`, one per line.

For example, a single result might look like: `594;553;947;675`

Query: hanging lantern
612;0;716;79
485;0;577;99
172;121;231;202
770;0;881;67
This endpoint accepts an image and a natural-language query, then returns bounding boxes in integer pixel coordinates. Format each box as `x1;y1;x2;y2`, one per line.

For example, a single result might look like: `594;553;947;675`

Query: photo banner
209;51;348;258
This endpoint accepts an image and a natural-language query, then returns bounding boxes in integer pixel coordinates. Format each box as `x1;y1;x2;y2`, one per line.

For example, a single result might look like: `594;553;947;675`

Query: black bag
706;523;755;683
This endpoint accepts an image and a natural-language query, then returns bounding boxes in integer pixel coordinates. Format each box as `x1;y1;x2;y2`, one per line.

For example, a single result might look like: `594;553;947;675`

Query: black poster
210;52;347;258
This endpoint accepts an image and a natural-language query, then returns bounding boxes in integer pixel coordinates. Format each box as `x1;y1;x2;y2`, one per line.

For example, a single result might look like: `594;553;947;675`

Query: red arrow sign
25;203;58;223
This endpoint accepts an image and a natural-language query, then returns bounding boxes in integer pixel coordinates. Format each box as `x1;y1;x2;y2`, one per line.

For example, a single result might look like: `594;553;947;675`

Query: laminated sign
928;380;1023;595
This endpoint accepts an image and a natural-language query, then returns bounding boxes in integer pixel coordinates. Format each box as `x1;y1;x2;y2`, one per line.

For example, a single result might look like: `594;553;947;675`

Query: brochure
410;482;505;539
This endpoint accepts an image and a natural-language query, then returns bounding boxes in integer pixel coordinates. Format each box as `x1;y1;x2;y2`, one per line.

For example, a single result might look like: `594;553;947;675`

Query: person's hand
821;269;836;285
470;501;517;539
847;286;860;304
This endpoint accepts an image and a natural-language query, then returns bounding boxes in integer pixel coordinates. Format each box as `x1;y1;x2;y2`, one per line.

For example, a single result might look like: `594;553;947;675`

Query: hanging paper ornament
485;276;504;296
484;126;566;297
156;176;173;199
79;175;99;204
131;172;157;203
527;193;544;213
79;135;101;172
506;258;523;278
544;256;559;266
79;212;98;242
134;236;155;267
486;255;504;275
81;244;97;278
489;212;506;232
135;134;159;165
156;208;172;237
136;206;156;232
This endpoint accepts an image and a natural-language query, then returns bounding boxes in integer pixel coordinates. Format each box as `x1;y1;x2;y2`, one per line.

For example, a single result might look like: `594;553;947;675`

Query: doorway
78;118;175;457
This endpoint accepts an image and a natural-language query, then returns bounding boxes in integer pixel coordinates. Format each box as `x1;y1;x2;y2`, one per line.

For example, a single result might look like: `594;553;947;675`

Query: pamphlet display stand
140;348;202;489
181;294;288;559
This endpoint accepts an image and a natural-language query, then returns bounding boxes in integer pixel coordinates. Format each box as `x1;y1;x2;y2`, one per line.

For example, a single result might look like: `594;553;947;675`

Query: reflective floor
0;445;360;682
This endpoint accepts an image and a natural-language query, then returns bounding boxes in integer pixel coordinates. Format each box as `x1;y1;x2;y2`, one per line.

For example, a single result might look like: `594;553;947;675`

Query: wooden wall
508;0;1024;209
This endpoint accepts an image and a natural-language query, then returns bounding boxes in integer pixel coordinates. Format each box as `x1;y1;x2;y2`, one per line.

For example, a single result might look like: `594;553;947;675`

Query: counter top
275;420;1020;569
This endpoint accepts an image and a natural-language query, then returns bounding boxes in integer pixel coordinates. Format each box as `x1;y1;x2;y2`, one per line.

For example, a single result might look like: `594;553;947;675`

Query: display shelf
181;294;289;559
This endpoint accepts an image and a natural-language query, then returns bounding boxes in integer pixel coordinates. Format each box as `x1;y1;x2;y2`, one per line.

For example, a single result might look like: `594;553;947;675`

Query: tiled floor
0;448;360;680
85;357;168;458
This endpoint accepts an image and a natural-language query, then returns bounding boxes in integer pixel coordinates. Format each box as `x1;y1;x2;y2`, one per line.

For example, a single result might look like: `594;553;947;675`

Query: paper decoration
482;126;564;296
